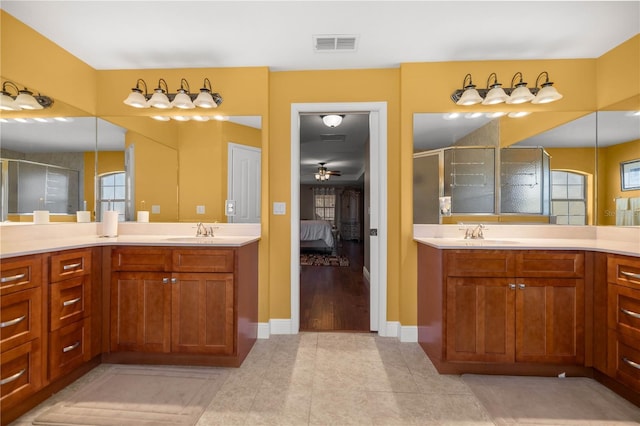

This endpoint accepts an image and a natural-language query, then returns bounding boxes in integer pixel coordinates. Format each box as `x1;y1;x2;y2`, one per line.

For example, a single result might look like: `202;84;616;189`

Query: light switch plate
151;205;160;214
273;202;286;215
196;205;205;214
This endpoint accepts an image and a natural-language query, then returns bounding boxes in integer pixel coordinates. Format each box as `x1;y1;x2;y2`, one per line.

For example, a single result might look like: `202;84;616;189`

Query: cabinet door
515;278;584;364
171;273;234;355
110;272;171;353
446;277;515;362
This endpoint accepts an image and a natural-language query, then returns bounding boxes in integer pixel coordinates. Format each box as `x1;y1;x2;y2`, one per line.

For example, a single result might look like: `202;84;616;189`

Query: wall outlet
196;205;205;214
151;205;160;214
225;200;236;216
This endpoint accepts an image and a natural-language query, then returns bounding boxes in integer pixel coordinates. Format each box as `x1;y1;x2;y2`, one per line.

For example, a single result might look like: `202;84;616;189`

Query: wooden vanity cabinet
0;254;44;414
419;246;585;373
109;244;257;366
48;248;93;381
607;254;640;393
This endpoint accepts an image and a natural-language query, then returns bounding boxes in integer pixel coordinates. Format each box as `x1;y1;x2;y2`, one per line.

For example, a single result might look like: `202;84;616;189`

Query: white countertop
0;222;261;258
414;224;640;257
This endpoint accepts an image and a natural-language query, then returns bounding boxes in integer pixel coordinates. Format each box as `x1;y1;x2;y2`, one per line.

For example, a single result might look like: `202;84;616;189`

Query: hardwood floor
299;240;370;332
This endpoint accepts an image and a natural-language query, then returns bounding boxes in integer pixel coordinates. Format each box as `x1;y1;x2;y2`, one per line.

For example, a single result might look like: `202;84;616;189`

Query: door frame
290;102;388;334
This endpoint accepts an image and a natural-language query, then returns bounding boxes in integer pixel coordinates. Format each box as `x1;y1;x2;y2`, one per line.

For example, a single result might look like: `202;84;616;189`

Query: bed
300;220;335;254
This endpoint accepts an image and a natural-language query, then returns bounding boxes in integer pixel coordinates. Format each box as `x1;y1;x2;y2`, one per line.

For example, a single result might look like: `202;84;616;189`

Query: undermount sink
453;239;520;245
165;236;221;243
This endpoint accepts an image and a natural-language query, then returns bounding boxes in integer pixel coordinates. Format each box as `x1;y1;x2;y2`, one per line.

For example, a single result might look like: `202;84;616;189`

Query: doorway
290;102;388;335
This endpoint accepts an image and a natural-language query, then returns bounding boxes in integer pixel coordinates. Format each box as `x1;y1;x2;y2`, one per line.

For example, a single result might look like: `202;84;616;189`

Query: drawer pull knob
63;297;82;307
621;270;640;280
63;262;82;271
0;273;26;283
620;308;640;320
62;341;81;353
0;368;26;385
623;357;640;370
0;315;26;328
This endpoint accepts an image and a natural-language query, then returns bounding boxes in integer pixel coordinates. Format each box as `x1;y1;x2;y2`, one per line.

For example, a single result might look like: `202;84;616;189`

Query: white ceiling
1;1;638;184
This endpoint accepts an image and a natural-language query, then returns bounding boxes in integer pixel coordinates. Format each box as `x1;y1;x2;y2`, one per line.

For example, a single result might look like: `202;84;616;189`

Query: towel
616;197;629;210
616;210;634;226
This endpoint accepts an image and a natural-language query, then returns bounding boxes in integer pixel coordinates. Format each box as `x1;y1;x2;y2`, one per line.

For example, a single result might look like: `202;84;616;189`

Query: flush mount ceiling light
450;71;562;106
123;77;223;110
0;81;53;111
321;114;344;127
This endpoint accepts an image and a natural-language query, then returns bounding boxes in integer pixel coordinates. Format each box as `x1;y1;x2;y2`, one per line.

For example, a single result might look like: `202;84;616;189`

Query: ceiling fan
315;162;341;181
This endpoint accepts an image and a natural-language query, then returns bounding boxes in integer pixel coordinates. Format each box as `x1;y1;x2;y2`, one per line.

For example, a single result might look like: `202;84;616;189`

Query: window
313;188;336;226
97;172;126;222
551;171;586;225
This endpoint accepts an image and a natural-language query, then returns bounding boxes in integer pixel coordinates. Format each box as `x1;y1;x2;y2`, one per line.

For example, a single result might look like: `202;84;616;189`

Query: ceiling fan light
172;90;195;109
15;90;43;110
193;89;217;108
482;85;509;105
507;84;534;104
123;89;149;108
0;92;20;110
148;90;172;109
456;86;482;106
531;83;563;104
322;114;343;127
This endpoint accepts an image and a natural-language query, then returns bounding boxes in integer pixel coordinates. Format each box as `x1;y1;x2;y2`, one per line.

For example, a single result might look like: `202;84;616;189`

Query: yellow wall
269;69;401;321
3;10;639;328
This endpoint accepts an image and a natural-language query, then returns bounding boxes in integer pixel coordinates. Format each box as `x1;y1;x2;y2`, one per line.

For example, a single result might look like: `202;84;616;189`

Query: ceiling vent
320;134;346;143
313;35;358;52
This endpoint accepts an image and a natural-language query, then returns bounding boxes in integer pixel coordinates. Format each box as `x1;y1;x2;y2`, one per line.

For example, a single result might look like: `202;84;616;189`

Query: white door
227;143;261;223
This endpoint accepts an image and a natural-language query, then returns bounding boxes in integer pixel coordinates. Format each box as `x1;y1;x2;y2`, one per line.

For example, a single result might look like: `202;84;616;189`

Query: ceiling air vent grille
320;134;346;143
313;35;358;52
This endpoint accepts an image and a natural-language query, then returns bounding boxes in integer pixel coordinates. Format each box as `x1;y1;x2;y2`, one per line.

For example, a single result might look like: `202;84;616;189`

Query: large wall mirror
98;115;262;224
413;106;640;226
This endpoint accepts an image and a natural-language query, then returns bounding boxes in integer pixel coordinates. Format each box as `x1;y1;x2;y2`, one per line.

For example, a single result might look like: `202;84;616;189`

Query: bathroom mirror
0;109;119;222
98;115;262;224
413;112;598;224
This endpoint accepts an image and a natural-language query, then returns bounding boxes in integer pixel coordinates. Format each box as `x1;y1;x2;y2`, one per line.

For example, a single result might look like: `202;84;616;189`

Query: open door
227;142;261;223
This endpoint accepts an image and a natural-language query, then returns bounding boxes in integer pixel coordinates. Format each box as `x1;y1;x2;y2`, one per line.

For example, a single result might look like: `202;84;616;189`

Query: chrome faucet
462;223;485;239
195;222;206;237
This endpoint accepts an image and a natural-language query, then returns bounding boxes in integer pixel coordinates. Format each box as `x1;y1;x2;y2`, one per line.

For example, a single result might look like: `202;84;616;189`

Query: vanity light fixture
321;114;344;127
450;71;562;106
507;111;531;118
123;77;223;110
0;81;53;110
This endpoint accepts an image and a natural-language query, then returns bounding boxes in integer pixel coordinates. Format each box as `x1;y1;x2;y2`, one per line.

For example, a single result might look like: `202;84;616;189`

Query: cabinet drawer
50;276;90;331
49;318;91;381
609;332;640;393
608;284;640;342
0;339;43;411
608;255;640;289
515;251;584;278
112;247;171;271
1;255;42;296
0;287;42;353
50;248;92;282
173;249;234;273
445;251;514;277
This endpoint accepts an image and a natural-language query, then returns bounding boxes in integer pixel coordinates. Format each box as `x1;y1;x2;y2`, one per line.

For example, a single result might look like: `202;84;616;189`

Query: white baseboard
258;319;417;342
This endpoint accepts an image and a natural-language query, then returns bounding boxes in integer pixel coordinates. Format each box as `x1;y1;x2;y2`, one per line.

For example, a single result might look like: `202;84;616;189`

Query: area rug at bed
33;364;227;426
300;254;350;266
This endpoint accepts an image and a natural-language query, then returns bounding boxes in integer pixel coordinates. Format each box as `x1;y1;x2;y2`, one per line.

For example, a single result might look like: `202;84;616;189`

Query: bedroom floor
300;240;369;332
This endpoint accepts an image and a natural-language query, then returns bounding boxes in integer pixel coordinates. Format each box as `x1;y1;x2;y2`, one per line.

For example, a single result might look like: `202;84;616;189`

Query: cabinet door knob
0;315;26;328
508;284;516;290
621;270;640;280
620;308;640;320
623;357;640;370
0;368;26;385
518;284;526;290
162;278;169;284
171;277;177;284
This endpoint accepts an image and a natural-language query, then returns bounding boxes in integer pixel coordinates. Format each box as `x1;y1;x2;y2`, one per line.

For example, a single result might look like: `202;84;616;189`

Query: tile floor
10;333;640;425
